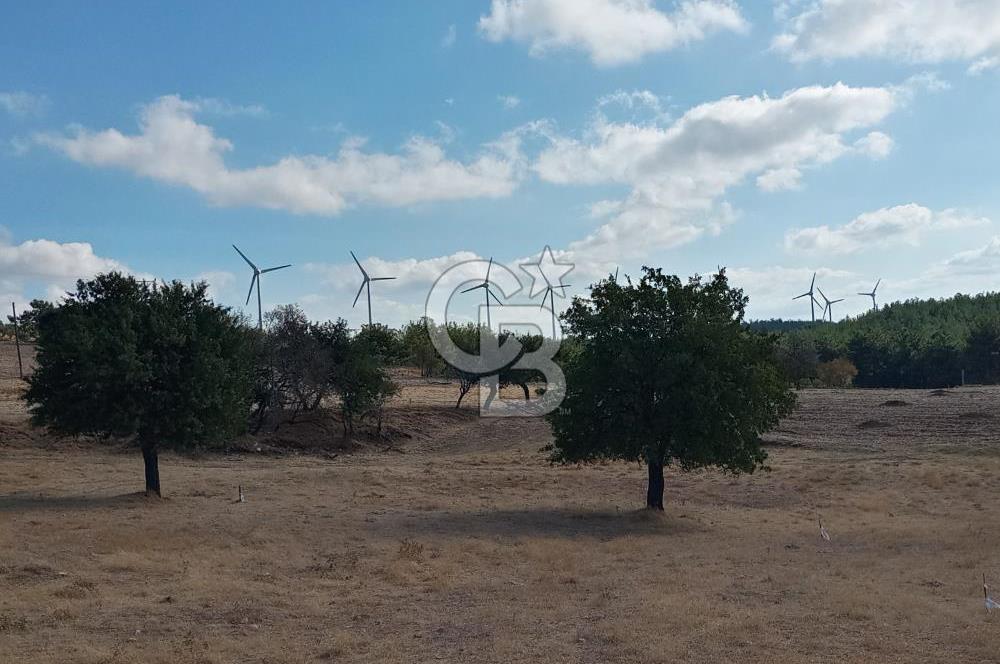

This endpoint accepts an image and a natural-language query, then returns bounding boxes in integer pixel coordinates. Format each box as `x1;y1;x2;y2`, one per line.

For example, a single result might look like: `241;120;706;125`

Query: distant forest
755;292;1000;388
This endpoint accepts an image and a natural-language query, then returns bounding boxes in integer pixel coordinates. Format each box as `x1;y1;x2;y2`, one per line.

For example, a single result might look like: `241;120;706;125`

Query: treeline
23;274;569;494
764;292;1000;388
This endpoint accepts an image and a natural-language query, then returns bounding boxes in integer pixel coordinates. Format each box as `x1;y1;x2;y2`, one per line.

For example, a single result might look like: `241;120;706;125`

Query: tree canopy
25;274;255;496
548;268;796;510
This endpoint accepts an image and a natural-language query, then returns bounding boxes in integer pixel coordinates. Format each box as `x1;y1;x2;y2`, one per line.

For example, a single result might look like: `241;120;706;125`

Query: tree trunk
646;459;664;510
142;443;161;497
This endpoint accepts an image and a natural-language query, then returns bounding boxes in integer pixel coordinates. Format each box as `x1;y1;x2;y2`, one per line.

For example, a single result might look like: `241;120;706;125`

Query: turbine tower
350;251;396;327
540;282;571;338
817;288;844;322
858;279;881;312
461;257;503;329
233;245;291;330
792;272;822;322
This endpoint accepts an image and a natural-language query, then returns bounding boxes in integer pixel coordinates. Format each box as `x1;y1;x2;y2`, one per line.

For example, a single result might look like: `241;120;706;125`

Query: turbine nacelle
233;244;291;329
350;250;396;326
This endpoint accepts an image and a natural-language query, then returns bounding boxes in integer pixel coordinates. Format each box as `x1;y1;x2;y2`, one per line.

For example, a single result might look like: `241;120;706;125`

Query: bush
816;358;858;388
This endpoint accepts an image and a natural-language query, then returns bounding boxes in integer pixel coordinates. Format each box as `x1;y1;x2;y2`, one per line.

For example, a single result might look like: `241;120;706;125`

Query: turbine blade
233;244;257;270
352;281;366;308
260;264;291;274
350;251;369;279
461;284;485;293
371;276;396;281
793;293;810;300
488;288;504;306
553;283;571;289
540;289;550;310
810;272;816;290
245;274;257;306
486;257;493;282
874;278;881;291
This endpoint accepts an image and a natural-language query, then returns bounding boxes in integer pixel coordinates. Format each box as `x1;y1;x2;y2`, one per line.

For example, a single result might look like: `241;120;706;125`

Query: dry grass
3;376;1000;662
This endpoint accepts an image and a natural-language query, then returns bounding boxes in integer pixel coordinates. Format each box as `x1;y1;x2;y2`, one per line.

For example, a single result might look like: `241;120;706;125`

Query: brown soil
2;377;1000;662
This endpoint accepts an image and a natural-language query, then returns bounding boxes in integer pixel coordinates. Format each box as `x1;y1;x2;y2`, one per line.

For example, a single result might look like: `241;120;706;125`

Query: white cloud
441;24;457;48
498;94;521;109
773;0;1000;68
191;97;268;118
193;270;237;301
968;55;1000;75
0;233;139;308
36;95;525;216
938;235;1000;276
756;166;802;192
0;91;49;117
534;82;900;259
784;204;990;255
0;236;126;280
853;130;893;159
478;0;748;67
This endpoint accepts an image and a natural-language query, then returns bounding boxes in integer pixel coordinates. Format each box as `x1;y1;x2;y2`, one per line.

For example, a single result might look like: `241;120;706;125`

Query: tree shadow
0;491;157;512
372;506;704;540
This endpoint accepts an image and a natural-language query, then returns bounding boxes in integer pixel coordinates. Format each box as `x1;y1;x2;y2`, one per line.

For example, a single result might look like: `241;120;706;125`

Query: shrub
816;358;858;388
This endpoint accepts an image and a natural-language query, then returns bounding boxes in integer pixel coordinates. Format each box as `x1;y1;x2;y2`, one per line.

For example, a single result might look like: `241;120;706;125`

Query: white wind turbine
233;245;291;330
858;279;881;312
350;250;396;327
793;272;822;322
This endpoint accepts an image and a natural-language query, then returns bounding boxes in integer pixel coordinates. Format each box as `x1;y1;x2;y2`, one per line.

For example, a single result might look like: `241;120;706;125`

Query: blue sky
2;1;999;328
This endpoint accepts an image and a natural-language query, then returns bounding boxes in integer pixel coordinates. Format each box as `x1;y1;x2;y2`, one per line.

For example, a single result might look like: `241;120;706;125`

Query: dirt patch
857;419;892;429
881;399;910;407
929;389;951;396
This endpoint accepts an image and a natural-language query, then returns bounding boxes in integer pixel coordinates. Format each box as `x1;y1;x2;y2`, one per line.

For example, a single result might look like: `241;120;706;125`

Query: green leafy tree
966;319;1000;384
355;323;406;366
401;317;444;377
773;334;819;386
6;298;55;341
24;274;255;496
334;333;399;437
549;268;795;510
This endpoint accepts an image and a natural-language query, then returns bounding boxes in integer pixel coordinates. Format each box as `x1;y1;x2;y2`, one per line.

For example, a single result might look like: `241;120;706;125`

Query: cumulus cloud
36;95;526;216
0;236;126;280
853;131;894;159
533;82;900;259
478;0;748;67
784;204;990;255
0;91;49;117
938;235;1000;276
773;0;1000;68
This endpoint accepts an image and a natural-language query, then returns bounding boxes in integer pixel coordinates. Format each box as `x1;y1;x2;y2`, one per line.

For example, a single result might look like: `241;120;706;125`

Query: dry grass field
3;360;1000;662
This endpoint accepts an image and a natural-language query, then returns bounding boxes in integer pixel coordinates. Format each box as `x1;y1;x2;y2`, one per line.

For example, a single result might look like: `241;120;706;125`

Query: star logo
519;245;574;299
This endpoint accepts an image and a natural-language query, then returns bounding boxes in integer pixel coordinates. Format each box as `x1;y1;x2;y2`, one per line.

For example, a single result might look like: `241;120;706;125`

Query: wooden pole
11;302;23;380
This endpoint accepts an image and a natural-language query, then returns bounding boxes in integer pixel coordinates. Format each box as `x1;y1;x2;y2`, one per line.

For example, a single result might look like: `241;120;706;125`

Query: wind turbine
350;251;396;327
858;279;881;312
792;272;822;322
540;282;571;338
461;257;503;329
817;288;844;322
233;245;291;330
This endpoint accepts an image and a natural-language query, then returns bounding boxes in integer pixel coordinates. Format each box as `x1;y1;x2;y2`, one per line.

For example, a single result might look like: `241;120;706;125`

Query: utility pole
11;302;23;380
